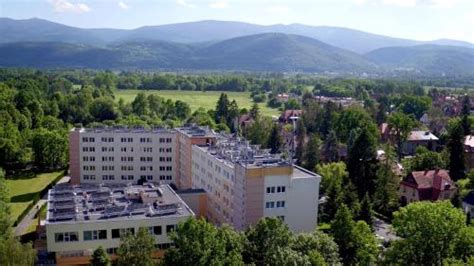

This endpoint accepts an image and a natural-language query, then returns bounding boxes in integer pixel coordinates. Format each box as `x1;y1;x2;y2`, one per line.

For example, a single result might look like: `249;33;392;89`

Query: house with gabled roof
399;169;457;204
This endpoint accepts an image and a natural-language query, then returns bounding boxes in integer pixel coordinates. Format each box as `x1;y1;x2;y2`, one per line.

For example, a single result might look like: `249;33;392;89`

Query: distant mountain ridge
1;17;473;53
0;18;473;76
0;33;375;72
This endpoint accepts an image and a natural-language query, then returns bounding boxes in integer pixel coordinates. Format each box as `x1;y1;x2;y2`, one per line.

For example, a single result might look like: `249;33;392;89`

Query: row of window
83;175;173;181
83;165;173;172
83;155;173;162
54;225;177;243
265;200;286;209
266;186;286;194
85;146;172;153
82;137;95;143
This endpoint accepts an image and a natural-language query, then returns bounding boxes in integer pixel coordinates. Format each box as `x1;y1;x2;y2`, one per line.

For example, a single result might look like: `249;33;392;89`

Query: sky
1;0;473;43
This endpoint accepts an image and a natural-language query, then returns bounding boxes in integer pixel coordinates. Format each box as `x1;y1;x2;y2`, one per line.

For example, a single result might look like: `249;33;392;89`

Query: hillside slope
365;45;474;76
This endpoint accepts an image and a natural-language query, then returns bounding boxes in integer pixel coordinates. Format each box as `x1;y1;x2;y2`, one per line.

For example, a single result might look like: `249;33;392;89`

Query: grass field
115;90;280;116
6;171;62;223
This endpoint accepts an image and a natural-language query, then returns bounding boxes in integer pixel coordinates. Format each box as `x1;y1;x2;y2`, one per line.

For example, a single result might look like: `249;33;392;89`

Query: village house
465;135;474;170
399;169;457;204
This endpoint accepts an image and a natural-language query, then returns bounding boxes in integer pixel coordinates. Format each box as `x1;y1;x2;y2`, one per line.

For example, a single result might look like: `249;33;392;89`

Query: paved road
14;176;70;236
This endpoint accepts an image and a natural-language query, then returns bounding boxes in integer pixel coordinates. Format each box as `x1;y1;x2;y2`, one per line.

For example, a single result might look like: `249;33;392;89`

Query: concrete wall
69;129;81;184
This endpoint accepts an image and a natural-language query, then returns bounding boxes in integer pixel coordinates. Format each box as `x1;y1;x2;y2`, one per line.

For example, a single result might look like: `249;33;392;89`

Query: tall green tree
267;124;282;154
447;119;466;181
347;126;378;197
331;204;378;265
384;201;471;265
215;93;230;124
31;128;67;170
243;217;293;265
117;227;155;266
358;193;374;226
295;119;306;165
291;231;341;265
163;218;244;265
387;112;417;159
322;130;339;163
249;103;260;119
304;134;321;171
0;168;36;265
91;246;110;266
461;95;471;135
373;144;400;216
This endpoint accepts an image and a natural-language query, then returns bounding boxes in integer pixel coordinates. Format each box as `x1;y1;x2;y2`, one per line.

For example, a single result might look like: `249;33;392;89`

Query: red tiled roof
279;110;302;122
402;169;456;201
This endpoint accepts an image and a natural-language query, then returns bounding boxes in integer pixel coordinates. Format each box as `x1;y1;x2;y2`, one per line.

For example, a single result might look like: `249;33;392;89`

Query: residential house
465;135;474;170
399;169;457;204
402;131;439;155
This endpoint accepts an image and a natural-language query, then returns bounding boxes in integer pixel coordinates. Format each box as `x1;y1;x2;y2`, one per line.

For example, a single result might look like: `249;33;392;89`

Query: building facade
399;169;457;204
45;183;193;265
191;134;321;233
70;127;179;185
175;126;216;189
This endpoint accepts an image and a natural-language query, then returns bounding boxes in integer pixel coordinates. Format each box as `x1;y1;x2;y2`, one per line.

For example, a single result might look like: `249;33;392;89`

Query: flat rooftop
196;133;294;168
292;165;319;179
72;127;175;134
175;125;215;138
46;183;193;224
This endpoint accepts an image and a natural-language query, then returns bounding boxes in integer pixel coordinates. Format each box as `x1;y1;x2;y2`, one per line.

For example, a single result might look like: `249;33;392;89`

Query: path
14;176;70;236
373;218;398;244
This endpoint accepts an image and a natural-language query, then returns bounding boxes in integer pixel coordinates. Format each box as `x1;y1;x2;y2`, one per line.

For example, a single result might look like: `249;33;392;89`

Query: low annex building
45;183;194;265
399;169;457;204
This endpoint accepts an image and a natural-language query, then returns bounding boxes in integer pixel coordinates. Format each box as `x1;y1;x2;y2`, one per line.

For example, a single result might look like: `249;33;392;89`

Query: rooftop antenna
289;116;300;166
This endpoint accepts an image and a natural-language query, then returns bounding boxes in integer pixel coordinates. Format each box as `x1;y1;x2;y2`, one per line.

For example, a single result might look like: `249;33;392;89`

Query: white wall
263;175;320;233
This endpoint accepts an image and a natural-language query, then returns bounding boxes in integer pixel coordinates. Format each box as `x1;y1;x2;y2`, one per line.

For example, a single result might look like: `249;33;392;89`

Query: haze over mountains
1;17;473;76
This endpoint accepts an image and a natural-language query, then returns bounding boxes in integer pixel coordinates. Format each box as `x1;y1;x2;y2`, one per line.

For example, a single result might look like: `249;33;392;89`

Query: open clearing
115;90;280;116
6;171;62;223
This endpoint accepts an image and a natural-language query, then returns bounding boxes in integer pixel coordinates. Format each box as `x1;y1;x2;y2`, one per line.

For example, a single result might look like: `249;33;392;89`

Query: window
111;228;135;239
155;243;173;250
266;187;276;193
54;232;78;242
83;230;107;241
166;225;176;233
277;216;285;221
265;202;275;208
149;226;162;235
277;186;286;193
276;201;285;208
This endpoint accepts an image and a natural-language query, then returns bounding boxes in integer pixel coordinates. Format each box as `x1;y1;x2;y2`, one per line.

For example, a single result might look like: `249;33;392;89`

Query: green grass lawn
115;90;280;117
6;171;63;223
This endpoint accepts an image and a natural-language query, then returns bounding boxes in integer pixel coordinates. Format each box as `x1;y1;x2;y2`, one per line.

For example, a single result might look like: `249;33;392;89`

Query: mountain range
0;17;473;76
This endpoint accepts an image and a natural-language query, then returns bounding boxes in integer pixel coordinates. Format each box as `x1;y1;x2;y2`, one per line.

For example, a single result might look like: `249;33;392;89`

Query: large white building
68;126;321;233
191;134;321;232
45;183;193;265
69;127;178;185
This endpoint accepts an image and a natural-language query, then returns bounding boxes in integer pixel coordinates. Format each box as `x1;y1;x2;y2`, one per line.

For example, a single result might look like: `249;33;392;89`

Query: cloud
265;5;290;14
353;0;458;8
382;0;417;7
352;0;369;5
48;0;90;13
176;0;196;8
209;0;229;9
118;1;129;10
